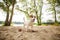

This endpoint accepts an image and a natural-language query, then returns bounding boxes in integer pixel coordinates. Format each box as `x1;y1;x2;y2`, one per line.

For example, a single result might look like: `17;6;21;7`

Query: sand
0;26;60;40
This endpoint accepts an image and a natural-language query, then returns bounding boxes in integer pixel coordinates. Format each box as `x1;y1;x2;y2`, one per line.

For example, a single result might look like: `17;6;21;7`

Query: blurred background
0;0;60;26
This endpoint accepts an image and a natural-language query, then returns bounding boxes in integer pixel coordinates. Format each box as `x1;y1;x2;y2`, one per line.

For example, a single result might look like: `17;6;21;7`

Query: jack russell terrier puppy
23;14;36;31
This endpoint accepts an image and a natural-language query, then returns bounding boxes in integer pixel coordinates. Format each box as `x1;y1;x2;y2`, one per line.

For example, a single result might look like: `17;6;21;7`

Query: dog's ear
29;15;33;18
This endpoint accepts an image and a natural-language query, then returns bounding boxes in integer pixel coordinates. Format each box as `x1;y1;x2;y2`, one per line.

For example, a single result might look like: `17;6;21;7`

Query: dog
23;15;36;31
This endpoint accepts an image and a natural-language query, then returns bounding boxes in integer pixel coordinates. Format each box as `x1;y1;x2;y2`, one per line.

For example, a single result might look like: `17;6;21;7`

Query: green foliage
0;2;7;11
56;0;60;5
46;8;54;12
47;0;56;4
0;0;16;12
3;0;16;5
19;0;26;2
58;16;60;19
3;0;11;6
0;0;12;11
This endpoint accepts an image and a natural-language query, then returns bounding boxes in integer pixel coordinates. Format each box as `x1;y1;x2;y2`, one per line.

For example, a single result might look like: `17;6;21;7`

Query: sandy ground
0;26;60;40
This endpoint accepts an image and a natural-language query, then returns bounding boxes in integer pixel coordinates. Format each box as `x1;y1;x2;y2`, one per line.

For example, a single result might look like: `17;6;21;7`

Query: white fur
23;17;35;29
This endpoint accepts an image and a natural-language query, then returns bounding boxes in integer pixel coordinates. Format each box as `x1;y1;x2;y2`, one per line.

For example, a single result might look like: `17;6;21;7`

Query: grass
34;23;60;26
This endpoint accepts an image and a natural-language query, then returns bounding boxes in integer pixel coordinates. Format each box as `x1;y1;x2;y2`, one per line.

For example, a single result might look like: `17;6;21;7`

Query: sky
0;0;60;23
0;0;2;1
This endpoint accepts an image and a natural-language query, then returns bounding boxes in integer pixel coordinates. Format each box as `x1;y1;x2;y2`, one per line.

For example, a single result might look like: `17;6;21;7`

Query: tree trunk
8;0;14;26
34;0;40;25
4;6;9;26
39;0;43;25
53;3;57;23
36;11;40;25
54;7;57;23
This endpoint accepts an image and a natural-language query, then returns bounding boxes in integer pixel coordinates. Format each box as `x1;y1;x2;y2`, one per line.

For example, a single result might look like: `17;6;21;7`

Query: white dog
23;15;35;31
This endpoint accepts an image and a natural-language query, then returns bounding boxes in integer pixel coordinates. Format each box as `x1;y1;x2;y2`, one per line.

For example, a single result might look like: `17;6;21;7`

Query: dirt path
0;26;60;40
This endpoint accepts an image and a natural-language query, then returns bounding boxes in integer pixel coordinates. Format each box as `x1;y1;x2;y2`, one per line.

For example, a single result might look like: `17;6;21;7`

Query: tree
33;0;43;25
38;0;43;25
17;0;43;25
8;0;16;26
47;0;57;23
0;0;12;26
0;0;16;26
33;0;39;25
16;0;30;19
56;0;60;23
